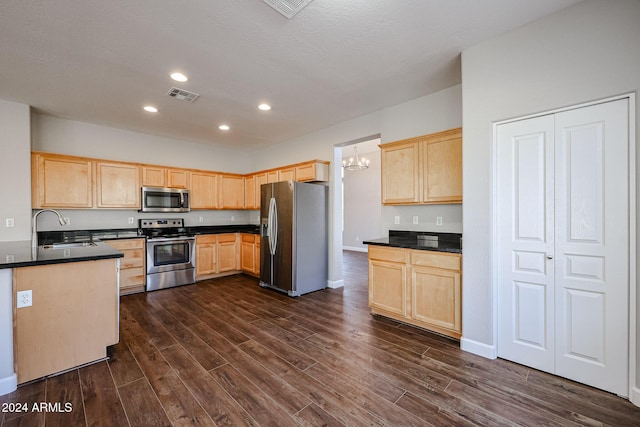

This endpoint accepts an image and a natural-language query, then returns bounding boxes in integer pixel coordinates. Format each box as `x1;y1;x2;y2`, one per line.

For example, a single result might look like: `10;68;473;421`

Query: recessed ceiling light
170;72;188;82
258;103;272;111
218;124;230;131
143;106;158;113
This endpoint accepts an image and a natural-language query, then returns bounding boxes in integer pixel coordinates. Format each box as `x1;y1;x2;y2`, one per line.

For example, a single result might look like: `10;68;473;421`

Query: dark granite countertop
364;231;462;254
0;240;124;269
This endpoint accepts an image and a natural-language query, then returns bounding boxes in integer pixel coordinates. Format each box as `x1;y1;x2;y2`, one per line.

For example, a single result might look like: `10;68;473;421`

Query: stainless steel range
139;219;196;291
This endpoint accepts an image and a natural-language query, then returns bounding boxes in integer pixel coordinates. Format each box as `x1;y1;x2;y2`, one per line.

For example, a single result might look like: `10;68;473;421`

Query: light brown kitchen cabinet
295;160;330;182
267;170;279;183
32;152;93;208
244;175;257;209
368;247;409;316
106;238;146;295
190;171;218;209
278;167;295;182
217;233;239;272
380;128;462;205
240;233;259;276
196;235;217;277
14;259;119;384
95;161;140;208
219;174;245;209
368;245;462;339
255;173;268;209
142;166;190;189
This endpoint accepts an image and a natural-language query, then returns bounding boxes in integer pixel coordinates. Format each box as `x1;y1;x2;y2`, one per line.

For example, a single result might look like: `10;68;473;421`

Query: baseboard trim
327;279;344;289
343;246;367;253
460;337;497;359
630;386;640;408
0;373;17;397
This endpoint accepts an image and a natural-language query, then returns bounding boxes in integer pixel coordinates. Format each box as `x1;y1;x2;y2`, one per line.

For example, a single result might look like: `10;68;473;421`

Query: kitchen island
0;240;123;395
364;231;462;339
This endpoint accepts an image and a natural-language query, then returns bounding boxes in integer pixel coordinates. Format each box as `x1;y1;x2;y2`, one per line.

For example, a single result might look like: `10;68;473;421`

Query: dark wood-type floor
3;250;640;426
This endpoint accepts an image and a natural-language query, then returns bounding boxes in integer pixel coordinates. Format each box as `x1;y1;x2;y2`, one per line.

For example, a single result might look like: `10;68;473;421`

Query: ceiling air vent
166;87;200;103
262;0;313;19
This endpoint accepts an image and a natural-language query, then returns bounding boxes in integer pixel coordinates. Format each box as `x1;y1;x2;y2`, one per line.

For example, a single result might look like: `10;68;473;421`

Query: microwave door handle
180;192;184;207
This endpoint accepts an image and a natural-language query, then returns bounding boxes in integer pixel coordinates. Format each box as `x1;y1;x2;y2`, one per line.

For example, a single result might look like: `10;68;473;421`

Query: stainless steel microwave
140;187;190;212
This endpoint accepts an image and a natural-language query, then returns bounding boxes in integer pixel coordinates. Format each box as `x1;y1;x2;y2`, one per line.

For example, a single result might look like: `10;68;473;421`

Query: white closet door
496;98;629;396
497;115;556;373
554;99;628;395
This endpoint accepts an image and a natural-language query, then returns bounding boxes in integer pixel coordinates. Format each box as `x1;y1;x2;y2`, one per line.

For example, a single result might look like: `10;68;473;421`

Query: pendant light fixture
342;144;369;171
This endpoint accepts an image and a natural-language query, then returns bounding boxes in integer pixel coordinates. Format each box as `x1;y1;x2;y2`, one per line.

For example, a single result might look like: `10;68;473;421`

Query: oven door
146;236;196;274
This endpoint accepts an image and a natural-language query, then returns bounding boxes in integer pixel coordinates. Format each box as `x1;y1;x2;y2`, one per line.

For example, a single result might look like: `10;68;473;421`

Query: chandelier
342;145;369;171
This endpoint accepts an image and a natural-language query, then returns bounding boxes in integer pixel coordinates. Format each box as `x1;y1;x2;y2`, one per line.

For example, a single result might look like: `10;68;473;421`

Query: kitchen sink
41;242;97;250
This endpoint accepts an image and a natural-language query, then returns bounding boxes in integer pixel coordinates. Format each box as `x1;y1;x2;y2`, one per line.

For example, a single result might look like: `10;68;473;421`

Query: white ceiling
0;0;582;151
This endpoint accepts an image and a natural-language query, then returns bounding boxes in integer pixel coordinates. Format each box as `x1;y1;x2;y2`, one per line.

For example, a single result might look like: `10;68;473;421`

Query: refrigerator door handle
268;197;278;256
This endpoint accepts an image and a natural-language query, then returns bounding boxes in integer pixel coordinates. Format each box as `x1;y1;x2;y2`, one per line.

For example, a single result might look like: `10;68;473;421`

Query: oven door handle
147;236;195;243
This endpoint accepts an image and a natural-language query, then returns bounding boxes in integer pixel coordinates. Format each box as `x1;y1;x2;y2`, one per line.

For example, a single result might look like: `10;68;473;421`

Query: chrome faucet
32;209;68;247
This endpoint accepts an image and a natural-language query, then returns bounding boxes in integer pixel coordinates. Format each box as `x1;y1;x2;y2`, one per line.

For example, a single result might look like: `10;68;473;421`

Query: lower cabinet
106;238;146;295
196;233;250;280
368;245;462;339
240;234;260;276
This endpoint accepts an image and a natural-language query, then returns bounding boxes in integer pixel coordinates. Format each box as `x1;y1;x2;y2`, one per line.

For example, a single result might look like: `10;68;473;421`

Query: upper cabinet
32;153;94;208
190;171;218;210
142;166;189;189
295;161;329;182
219;174;245;209
244;174;257;210
96;161;140;208
380;128;462;205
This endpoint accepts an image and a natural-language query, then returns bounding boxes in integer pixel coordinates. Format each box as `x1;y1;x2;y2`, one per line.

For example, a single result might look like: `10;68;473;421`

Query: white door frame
491;93;637;404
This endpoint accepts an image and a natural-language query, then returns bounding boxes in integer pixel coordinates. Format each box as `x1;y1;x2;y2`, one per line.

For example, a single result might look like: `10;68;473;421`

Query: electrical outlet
128;217;134;225
436;216;443;226
199;216;204;223
394;216;400;225
412;216;419;224
5;218;14;228
63;217;70;225
231;216;235;222
17;290;32;308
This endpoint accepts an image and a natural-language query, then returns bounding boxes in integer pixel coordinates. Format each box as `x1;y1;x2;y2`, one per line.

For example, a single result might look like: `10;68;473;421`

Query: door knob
547;255;553;260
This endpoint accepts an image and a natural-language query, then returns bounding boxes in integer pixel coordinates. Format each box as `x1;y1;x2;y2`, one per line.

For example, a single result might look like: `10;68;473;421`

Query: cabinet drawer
410;251;460;271
197;235;217;244
119;267;145;289
119;249;145;269
241;234;256;243
368;246;407;263
217;234;237;243
107;238;145;250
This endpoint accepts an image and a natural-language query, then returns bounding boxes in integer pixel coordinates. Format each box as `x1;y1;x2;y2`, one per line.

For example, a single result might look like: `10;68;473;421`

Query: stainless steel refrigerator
260;180;328;297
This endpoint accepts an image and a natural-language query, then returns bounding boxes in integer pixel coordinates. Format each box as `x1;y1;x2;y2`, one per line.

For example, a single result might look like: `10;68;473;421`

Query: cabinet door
255;173;268;209
96;162;140;208
240;235;256;273
167;169;189;189
244;175;257;209
196;241;216;276
219;174;245;209
267;170;279;183
190;172;218;209
254;238;261;275
422;136;462;203
368;260;407;316
410;266;461;333
295;161;329;182
217;234;238;272
278;167;295;182
33;154;93;208
381;142;420;204
141;166;166;187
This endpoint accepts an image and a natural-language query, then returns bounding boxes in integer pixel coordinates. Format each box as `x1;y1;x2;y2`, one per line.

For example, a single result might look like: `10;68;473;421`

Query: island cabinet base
14;259;119;384
368;245;462;340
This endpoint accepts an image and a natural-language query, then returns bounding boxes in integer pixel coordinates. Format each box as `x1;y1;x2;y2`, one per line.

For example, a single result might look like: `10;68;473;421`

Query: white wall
32;114;251;173
342;147;382;250
251;84;462;287
461;0;640;398
0;100;31;242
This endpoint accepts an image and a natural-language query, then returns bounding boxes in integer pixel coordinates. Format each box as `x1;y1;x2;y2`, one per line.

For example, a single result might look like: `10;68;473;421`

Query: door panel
497;115;555;373
554;99;628;395
497;98;629;396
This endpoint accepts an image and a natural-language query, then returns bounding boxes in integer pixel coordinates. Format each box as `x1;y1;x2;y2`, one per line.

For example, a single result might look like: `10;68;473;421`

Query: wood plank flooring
2;250;640;426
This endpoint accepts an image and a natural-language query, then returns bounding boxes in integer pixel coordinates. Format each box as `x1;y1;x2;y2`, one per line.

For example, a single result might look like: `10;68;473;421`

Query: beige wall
0;100;31;242
461;0;640;399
